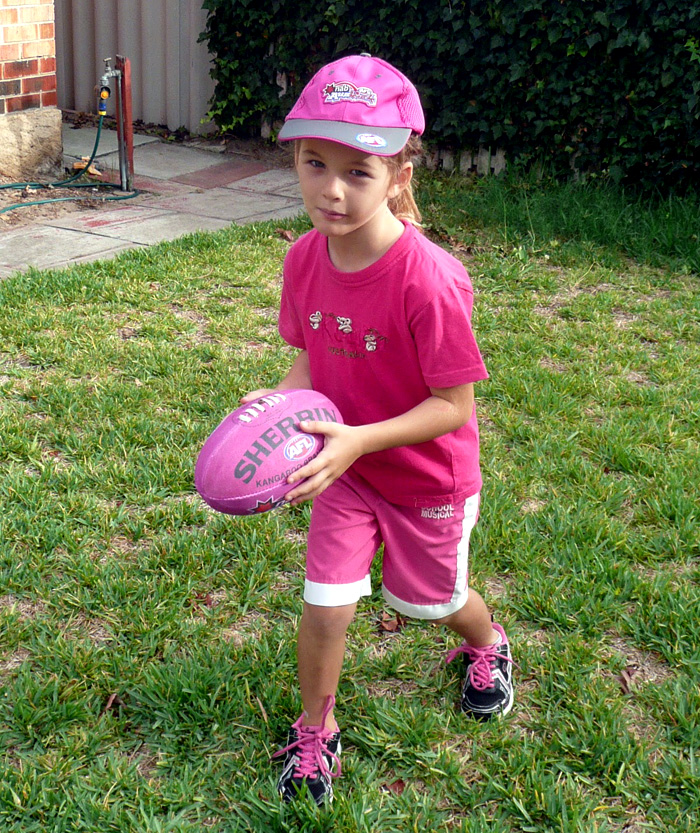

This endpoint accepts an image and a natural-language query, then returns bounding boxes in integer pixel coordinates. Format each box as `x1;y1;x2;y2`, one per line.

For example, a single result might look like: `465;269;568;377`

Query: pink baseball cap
278;54;424;156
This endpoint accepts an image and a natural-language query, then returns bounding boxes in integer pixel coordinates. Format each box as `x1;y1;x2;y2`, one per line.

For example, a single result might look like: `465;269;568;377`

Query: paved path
0;125;304;277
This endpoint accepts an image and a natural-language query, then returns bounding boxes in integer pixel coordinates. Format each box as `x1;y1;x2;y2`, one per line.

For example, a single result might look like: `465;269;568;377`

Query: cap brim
278;119;411;156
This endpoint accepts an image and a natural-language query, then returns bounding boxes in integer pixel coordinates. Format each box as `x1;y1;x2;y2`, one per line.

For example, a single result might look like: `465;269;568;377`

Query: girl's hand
239;389;277;404
284;420;364;504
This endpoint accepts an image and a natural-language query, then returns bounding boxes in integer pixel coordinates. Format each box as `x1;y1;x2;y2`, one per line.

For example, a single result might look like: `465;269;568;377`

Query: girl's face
295;139;410;244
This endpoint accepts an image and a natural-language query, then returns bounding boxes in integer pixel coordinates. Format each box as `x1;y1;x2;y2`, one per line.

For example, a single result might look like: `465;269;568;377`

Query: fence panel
54;0;215;133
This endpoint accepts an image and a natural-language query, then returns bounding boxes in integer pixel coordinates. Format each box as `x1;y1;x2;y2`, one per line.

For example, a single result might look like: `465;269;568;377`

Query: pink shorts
304;471;480;619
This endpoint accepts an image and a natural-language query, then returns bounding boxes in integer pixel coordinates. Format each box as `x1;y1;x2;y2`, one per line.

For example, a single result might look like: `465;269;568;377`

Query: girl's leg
435;588;498;646
297;600;357;730
437;589;514;720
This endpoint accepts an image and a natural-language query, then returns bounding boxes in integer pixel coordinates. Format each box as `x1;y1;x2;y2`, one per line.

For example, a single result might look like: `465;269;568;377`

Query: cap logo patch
323;81;377;108
356;133;387;148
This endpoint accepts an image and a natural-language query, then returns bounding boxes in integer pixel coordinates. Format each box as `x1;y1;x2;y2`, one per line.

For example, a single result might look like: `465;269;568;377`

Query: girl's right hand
284;420;365;504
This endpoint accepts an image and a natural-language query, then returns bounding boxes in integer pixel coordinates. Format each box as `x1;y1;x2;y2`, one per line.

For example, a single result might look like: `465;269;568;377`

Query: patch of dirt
539;357;568;374
0;174;110;228
365;679;421;700
0;648;30;675
221;611;270;647
64;614;113;644
603;635;674;689
0;594;46;619
222;135;294;168
127;743;161;780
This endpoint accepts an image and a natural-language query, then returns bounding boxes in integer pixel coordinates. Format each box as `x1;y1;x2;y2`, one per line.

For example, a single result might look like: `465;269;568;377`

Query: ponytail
386;134;423;229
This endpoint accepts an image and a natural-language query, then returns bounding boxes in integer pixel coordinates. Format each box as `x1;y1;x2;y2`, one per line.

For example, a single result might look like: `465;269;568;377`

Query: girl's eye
308;159;325;169
350;169;370;178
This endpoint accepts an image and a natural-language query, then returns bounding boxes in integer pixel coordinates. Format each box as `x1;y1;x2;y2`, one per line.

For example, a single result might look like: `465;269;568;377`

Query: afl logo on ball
284;434;315;461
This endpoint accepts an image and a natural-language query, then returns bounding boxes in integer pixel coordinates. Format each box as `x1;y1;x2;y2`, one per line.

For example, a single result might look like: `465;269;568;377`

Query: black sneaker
273;695;341;805
446;622;514;720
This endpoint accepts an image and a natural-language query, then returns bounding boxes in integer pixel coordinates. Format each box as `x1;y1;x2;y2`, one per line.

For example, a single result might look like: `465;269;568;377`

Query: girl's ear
388;161;413;199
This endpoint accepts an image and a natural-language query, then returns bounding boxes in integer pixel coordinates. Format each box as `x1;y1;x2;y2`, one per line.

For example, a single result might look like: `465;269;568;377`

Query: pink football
195;389;343;515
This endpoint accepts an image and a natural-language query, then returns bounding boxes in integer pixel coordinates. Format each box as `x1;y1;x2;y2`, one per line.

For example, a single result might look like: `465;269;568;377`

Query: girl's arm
285;382;475;504
240;350;311;403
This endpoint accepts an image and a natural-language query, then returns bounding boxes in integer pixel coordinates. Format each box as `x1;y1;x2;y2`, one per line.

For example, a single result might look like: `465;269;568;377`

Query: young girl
241;53;514;806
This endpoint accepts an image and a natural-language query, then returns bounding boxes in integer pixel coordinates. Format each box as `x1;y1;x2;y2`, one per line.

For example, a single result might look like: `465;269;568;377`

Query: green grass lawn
0;176;698;832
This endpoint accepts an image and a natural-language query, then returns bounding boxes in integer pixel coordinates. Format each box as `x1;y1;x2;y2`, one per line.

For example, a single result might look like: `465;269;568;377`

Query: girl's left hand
284;420;364;504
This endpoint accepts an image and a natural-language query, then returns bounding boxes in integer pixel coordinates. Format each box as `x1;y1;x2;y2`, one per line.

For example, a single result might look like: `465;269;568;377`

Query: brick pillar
0;1;62;179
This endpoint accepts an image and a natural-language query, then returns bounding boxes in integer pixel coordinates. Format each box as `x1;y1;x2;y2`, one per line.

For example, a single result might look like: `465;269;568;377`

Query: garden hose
0;114;139;216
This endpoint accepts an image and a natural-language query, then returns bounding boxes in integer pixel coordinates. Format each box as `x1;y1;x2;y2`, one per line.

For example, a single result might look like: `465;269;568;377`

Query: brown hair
385;134;423;228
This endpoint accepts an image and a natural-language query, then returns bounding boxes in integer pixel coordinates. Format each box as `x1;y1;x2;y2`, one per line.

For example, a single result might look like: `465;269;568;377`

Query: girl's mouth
319;208;346;220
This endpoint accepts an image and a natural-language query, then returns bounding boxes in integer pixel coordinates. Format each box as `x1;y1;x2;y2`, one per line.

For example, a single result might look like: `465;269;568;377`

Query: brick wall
0;0;57;115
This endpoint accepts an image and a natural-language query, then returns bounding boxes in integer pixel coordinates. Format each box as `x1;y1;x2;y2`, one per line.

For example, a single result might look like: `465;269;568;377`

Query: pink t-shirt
278;223;488;507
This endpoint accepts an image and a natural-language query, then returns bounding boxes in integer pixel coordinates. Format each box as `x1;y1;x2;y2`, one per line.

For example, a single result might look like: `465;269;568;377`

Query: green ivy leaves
201;0;700;190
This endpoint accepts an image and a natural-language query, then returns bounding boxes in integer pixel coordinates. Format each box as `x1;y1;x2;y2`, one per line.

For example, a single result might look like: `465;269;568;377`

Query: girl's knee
302;601;356;638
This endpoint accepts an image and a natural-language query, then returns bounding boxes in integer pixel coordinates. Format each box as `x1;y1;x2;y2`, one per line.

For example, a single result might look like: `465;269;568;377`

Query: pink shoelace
273;695;342;780
445;638;513;691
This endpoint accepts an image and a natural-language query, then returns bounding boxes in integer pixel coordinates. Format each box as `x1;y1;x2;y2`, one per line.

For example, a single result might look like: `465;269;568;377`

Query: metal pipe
101;58;128;192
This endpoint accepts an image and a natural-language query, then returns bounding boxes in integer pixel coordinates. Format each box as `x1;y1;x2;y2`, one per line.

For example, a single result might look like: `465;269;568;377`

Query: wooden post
116;55;134;191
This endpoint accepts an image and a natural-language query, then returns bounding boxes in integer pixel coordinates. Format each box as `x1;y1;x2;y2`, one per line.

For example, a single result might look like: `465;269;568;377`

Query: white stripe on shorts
304;574;372;607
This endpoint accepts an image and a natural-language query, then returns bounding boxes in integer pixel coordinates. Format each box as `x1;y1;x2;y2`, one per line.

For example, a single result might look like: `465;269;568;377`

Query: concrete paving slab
0;225;140;276
42;205;177;232
150;187;304;221
228;168;301;195
171;159;269;189
61;243;149;270
98;170;200;196
97;142;229;181
68;212;229;245
62;124;159;159
266;183;304;199
242;205;307;223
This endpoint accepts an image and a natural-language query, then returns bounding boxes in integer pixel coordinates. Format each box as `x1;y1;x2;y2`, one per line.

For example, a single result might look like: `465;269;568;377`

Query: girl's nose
322;175;343;201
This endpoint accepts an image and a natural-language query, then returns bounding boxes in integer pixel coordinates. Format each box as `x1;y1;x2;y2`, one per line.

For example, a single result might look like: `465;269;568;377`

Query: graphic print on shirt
307;310;388;357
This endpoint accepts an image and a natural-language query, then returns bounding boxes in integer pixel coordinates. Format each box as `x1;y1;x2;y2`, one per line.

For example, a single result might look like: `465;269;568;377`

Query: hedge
201;0;700;189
